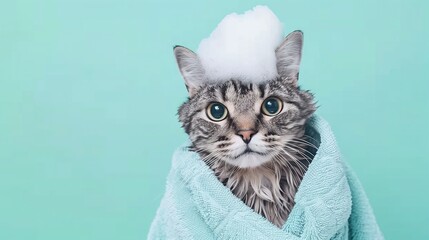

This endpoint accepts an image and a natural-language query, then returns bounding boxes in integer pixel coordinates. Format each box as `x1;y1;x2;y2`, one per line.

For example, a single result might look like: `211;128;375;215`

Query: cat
173;30;318;227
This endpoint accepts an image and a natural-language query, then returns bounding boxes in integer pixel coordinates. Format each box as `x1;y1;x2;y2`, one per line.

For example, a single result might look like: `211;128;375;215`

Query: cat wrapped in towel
148;6;383;240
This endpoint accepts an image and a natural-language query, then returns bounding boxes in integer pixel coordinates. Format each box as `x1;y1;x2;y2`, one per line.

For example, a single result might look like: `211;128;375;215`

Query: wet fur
178;79;316;227
175;31;317;227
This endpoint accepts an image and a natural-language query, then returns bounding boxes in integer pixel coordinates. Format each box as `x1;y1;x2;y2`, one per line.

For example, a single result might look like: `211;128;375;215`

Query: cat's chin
226;152;274;168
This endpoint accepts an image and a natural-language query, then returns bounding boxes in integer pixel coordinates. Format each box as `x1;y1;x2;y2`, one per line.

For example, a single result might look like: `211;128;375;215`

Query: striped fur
178;78;317;227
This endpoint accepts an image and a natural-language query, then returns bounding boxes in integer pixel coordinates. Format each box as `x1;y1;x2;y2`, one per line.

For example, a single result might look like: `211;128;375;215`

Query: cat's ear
173;46;206;97
275;30;303;87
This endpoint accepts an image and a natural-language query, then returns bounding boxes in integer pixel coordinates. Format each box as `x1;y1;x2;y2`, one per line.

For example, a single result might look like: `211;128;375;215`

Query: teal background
1;0;428;239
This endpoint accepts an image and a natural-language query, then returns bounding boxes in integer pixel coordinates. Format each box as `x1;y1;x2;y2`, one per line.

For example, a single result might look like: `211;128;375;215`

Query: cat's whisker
286;143;314;159
283;145;312;170
278;149;307;176
284;142;315;165
201;152;224;166
273;153;300;179
301;134;320;143
290;136;317;144
286;138;317;148
289;137;318;149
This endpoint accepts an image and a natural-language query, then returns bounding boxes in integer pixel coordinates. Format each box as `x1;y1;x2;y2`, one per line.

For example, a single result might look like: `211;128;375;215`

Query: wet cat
174;31;318;227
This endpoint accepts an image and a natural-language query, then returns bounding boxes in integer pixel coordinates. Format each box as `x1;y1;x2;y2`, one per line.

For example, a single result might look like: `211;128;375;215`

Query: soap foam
197;6;283;83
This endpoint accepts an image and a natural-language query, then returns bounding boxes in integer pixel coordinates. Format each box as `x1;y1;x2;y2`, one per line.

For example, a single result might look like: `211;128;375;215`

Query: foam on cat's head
197;6;283;84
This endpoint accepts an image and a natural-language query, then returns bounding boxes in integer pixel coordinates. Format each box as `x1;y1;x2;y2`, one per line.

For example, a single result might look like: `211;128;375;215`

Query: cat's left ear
275;30;303;87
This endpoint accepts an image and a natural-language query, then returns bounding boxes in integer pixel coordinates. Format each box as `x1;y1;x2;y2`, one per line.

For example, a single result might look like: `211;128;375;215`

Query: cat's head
175;31;316;168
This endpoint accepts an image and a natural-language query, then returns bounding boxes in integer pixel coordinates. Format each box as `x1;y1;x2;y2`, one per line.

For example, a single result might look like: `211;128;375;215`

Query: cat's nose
237;130;256;144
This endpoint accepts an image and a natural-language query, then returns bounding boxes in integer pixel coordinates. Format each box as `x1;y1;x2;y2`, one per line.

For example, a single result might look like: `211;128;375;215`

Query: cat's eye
206;102;228;122
261;97;283;116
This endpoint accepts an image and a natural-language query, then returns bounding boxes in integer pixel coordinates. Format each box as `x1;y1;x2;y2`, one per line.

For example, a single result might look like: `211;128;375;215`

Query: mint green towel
148;115;383;239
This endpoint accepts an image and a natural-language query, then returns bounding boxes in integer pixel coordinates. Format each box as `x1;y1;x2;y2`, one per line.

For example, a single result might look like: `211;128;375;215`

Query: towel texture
148;115;383;239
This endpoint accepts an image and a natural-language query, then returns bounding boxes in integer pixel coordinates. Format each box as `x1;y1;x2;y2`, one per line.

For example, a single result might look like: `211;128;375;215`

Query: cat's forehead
207;80;262;108
228;91;257;113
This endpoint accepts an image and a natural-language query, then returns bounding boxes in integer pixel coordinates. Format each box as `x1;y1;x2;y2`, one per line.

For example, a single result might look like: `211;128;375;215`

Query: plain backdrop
1;0;428;239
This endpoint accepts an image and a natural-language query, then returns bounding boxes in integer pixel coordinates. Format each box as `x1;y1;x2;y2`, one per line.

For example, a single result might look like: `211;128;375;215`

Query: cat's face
178;79;315;168
174;31;315;168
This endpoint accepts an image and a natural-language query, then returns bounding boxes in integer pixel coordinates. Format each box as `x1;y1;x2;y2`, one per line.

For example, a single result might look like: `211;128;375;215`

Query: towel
148;115;383;239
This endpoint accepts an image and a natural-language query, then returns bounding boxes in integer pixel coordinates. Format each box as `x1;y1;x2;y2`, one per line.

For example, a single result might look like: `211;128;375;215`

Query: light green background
1;0;428;239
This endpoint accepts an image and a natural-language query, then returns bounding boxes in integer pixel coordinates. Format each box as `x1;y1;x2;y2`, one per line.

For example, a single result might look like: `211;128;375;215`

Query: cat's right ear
173;46;206;97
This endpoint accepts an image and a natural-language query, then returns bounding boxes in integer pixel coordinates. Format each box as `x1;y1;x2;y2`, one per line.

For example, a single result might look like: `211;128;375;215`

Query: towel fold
148;115;383;239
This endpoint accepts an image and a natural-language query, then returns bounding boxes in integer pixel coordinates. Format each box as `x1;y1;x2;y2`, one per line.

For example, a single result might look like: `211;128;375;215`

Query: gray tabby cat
174;31;317;227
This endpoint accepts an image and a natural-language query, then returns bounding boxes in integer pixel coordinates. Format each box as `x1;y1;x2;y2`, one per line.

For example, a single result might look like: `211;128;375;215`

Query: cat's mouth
234;147;265;159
